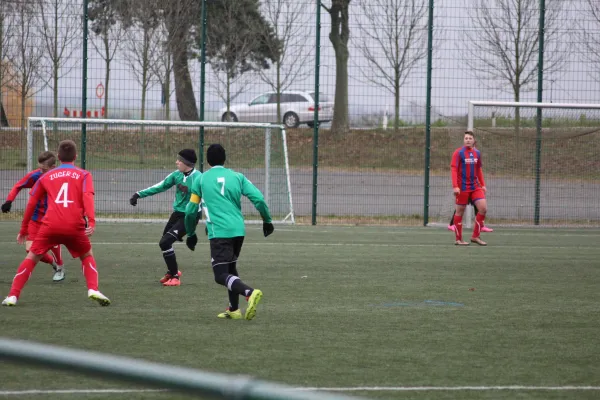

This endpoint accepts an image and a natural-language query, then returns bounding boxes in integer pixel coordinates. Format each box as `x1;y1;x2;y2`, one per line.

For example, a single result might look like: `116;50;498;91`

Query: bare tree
258;0;313;124
123;5;159;121
461;0;567;128
5;1;46;158
205;0;280;122
90;6;124;120
149;20;174;121
36;0;81;119
0;1;16;126
322;0;350;135
163;0;200;121
355;0;427;130
578;0;600;83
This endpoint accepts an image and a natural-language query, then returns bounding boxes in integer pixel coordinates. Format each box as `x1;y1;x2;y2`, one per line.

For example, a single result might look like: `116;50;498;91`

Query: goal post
27;117;295;225
456;101;600;227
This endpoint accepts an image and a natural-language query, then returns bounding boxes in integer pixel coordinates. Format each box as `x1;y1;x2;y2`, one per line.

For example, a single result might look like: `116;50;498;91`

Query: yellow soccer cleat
217;308;242;319
244;289;263;321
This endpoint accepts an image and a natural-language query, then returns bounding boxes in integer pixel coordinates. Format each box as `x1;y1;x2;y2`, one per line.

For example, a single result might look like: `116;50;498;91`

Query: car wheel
283;112;300;128
222;112;238;122
306;122;315;128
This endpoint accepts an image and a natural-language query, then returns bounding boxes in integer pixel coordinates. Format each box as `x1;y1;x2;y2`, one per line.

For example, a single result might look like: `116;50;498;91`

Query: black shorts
209;237;245;268
163;212;186;241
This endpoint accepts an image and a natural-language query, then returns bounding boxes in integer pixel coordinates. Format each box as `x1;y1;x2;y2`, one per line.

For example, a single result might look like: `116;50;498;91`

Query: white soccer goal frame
27;117;295;224
467;100;600;131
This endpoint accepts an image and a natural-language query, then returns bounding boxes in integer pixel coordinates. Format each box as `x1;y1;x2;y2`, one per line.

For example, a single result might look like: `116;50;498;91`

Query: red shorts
27;220;42;241
455;188;486;205
29;225;91;259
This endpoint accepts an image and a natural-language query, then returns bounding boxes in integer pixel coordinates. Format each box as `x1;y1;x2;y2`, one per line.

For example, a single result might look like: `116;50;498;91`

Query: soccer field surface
0;222;599;400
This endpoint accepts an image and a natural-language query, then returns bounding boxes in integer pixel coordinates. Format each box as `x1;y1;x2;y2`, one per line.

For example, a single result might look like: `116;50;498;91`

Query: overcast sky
20;0;600;123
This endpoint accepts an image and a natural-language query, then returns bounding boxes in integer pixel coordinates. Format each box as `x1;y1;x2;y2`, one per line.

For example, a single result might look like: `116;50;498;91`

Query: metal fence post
81;0;89;169
423;0;434;226
311;0;321;226
534;0;546;225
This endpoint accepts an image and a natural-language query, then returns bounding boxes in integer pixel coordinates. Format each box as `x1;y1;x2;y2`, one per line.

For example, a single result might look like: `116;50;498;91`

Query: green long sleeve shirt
185;166;272;239
137;169;201;213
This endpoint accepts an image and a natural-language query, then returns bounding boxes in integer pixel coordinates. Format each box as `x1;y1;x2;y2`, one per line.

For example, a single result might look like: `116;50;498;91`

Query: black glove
1;201;12;213
129;193;140;206
263;222;274;237
186;234;198;251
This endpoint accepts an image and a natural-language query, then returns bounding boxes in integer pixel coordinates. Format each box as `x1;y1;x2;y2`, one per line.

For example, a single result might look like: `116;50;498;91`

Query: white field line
0;242;598;250
1;386;600;396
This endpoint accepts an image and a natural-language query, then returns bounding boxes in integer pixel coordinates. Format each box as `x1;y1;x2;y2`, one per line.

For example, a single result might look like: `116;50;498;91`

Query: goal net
27;118;295;224
429;101;600;227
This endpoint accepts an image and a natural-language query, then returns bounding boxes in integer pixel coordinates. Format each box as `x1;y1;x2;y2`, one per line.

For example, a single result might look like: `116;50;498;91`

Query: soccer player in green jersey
184;144;274;321
129;149;201;286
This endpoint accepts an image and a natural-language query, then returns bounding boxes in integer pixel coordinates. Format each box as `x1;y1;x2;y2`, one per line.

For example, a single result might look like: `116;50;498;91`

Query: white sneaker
2;296;17;306
52;266;65;282
88;289;111;306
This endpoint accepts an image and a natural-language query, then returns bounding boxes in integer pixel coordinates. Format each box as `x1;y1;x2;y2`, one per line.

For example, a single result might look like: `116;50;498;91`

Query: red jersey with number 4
20;163;95;235
451;146;486;192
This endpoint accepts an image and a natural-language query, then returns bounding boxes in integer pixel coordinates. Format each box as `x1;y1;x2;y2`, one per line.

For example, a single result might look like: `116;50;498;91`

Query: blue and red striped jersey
451;146;486;192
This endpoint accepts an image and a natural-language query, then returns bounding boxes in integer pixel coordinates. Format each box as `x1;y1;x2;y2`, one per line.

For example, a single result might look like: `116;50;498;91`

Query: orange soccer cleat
162;277;181;287
159;271;182;284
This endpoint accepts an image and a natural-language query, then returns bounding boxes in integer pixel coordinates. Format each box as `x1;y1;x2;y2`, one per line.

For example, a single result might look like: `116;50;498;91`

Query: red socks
81;255;99;291
9;259;37;298
472;213;486;239
454;215;463;241
39;253;54;265
50;245;63;266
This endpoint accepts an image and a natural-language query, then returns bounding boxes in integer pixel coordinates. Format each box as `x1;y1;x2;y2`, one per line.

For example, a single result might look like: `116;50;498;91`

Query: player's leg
471;191;488;246
453;193;469;245
26;221;63;280
448;210;456;231
212;237;262;320
219;237;244;316
73;244;111;306
3;247;45;306
159;212;184;285
50;245;65;276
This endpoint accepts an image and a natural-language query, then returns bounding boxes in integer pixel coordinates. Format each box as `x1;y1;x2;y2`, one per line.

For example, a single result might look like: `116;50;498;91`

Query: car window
250;94;271;105
290;94;308;102
268;94;279;103
308;92;329;102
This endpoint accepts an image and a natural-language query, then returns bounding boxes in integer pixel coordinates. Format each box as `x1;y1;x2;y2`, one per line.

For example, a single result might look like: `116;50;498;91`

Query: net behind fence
19;118;294;223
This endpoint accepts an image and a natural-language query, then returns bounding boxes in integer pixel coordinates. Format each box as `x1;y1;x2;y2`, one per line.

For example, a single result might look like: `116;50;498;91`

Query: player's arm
82;172;96;235
450;150;460;194
476;155;486;190
184;180;202;250
240;174;274;237
19;182;45;238
2;170;39;213
130;173;176;205
240;175;272;223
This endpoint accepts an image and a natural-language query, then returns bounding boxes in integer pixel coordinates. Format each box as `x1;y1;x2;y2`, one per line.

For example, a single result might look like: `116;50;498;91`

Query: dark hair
207;144;226;166
178;148;197;166
58;140;77;162
38;151;56;166
464;130;475;137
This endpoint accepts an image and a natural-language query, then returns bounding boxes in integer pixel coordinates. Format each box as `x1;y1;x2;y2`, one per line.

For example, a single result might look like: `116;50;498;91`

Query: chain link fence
1;0;599;226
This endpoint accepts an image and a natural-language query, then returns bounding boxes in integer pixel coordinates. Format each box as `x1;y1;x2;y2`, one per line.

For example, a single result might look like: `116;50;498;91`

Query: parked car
219;91;333;128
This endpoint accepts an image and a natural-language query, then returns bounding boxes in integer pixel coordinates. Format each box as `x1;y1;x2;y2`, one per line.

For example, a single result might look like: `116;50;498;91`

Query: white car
219;91;333;128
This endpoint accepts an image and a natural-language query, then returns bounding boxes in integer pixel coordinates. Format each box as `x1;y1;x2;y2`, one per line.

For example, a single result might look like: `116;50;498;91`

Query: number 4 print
56;182;74;207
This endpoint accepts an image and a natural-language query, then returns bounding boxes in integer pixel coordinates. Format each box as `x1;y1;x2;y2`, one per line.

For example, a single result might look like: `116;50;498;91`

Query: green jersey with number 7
185;166;272;239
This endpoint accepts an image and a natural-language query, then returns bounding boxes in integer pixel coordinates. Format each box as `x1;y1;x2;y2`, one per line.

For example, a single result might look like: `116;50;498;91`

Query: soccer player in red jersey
450;131;488;246
2;140;110;306
2;151;65;280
